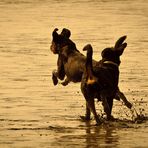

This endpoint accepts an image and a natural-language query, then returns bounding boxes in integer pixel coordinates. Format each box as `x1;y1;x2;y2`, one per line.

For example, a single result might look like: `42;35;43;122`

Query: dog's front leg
52;54;66;86
52;70;59;85
61;77;70;86
52;57;66;86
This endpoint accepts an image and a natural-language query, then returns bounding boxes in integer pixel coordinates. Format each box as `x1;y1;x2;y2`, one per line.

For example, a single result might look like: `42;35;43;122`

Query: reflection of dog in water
50;28;132;123
85;122;119;147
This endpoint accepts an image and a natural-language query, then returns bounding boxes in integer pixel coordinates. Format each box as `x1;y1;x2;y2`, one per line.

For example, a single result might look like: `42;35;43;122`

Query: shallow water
0;0;148;147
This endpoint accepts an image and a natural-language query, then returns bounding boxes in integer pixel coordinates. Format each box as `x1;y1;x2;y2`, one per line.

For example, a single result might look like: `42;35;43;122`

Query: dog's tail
83;44;97;85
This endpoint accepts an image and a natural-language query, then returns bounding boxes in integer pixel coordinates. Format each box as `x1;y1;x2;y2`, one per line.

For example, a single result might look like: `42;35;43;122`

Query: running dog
81;36;127;124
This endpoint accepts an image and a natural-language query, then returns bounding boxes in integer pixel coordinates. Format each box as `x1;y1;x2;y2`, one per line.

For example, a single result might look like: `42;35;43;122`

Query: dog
50;28;132;111
81;36;127;124
50;28;86;85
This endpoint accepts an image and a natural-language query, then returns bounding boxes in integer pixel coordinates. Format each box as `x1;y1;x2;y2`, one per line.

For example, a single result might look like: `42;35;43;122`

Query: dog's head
101;36;127;65
50;28;76;54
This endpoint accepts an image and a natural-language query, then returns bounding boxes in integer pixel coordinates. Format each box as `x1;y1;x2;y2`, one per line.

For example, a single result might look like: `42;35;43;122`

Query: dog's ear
52;28;59;42
114;35;127;49
116;42;127;55
61;28;71;38
114;35;127;55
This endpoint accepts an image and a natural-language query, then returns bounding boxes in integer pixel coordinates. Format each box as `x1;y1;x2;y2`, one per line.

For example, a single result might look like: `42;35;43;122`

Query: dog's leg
86;99;101;125
52;54;66;86
52;70;58;85
106;97;114;120
85;102;91;120
101;95;112;120
52;69;65;86
61;77;70;86
116;89;132;109
80;102;91;121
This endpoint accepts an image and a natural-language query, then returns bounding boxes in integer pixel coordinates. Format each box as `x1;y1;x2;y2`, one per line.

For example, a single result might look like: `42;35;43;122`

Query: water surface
0;0;148;147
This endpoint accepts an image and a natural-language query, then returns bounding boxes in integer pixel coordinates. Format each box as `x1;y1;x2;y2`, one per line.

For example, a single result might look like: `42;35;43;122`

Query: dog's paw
61;81;69;86
52;74;58;85
106;115;115;121
95;119;103;126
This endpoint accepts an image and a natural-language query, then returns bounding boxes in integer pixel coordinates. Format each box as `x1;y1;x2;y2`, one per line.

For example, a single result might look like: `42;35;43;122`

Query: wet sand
0;0;148;147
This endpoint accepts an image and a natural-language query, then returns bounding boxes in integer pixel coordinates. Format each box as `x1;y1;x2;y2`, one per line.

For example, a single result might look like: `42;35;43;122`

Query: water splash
130;106;147;124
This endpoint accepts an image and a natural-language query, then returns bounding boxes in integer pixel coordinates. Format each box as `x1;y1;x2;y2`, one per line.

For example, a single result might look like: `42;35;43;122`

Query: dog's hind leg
85;102;91;120
101;95;112;120
115;89;132;109
80;102;91;121
86;98;102;125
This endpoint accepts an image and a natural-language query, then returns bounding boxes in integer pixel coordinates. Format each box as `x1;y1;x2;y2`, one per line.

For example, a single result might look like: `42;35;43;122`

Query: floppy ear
114;35;127;49
52;28;59;42
61;28;71;38
116;42;127;55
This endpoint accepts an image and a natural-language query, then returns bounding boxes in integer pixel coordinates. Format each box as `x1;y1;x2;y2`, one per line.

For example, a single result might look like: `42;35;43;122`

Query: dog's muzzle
50;42;59;54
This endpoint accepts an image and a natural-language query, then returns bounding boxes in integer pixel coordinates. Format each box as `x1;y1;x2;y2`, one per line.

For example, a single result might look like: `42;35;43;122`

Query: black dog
50;28;132;111
81;36;127;124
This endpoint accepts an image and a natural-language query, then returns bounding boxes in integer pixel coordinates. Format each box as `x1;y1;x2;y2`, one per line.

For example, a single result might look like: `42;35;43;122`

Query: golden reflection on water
0;0;148;147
